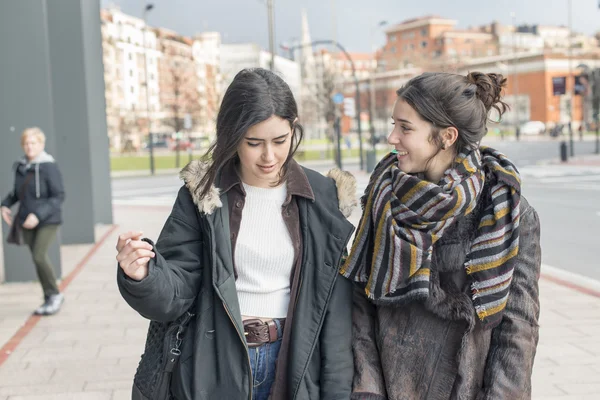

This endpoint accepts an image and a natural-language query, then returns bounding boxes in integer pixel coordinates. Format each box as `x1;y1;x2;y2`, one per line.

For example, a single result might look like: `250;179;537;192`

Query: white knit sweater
234;182;294;318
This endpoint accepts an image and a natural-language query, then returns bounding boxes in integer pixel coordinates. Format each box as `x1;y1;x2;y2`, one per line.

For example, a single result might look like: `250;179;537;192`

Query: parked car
170;139;194;151
520;121;546;136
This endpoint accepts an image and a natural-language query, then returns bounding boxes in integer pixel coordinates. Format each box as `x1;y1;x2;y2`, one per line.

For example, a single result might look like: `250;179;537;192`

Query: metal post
267;0;275;71
334;116;342;169
143;4;155;175
568;0;575;157
354;76;364;170
286;39;364;169
511;12;520;141
596;115;600;154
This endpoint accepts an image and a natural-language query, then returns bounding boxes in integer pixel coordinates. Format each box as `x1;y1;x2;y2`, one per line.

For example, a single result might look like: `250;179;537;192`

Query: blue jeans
247;319;284;400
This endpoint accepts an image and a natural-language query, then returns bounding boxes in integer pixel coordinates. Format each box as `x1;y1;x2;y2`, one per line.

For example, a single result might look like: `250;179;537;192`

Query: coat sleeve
1;169;19;209
477;205;541;400
319;273;354;400
351;284;388;400
34;163;65;222
1;189;18;209
117;186;204;322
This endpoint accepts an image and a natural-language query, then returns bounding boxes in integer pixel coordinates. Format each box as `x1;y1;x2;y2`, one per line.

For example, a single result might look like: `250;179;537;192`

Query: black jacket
118;160;357;400
2;152;65;226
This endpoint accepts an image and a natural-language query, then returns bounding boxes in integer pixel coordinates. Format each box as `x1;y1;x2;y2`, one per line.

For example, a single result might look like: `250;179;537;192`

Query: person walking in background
1;127;66;316
116;68;356;400
344;72;541;399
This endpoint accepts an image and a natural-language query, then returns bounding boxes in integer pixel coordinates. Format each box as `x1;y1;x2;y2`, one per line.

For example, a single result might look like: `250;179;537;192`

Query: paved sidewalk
1;171;600;399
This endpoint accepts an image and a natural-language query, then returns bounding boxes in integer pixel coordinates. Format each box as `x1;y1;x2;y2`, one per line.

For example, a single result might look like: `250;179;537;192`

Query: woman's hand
116;231;155;281
1;206;12;226
22;213;39;229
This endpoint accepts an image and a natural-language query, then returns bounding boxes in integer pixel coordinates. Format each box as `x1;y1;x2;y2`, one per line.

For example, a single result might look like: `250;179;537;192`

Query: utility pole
142;3;155;175
267;0;275;71
567;0;575;156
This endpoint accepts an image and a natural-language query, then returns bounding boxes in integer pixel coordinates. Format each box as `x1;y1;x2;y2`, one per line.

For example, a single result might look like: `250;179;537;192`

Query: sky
102;0;600;53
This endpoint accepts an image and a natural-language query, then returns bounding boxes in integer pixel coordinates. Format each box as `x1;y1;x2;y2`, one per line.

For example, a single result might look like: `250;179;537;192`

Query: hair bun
467;72;509;118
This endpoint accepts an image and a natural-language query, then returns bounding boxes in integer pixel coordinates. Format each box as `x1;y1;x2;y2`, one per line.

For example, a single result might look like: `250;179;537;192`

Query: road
112;140;600;279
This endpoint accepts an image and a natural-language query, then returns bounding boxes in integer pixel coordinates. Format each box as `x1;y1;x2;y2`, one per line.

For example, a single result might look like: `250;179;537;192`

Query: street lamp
367;20;387;173
267;0;275;71
281;39;366;170
142;3;155;175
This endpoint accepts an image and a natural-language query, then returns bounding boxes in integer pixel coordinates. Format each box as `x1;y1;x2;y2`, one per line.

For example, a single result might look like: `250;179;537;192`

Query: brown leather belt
243;318;285;348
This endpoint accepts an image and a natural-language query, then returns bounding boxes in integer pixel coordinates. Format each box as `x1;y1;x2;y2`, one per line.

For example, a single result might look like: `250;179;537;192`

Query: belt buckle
243;319;265;348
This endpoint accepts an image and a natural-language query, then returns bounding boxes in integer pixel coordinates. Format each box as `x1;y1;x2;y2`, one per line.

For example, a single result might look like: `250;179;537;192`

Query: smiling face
388;99;455;183
237;115;293;188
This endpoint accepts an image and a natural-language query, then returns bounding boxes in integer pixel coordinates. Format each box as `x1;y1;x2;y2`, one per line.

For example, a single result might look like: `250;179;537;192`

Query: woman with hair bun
344;71;541;400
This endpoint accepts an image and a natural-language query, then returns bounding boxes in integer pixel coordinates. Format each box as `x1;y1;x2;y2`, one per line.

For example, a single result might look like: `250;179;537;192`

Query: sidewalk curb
0;224;120;367
541;263;600;298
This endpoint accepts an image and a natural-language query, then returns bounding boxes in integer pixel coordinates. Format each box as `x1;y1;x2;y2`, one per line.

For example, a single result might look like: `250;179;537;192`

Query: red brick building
379;16;497;70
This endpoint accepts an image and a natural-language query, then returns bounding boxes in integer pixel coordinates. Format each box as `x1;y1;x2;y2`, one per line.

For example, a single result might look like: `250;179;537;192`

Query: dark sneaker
34;294;64;316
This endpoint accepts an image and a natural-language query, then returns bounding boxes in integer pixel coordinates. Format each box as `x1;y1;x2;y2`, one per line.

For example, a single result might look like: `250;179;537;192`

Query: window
128;53;132;61
391;46;396;53
421;28;427;36
390;34;396;42
129;70;133;77
130;86;134;94
421;41;427;48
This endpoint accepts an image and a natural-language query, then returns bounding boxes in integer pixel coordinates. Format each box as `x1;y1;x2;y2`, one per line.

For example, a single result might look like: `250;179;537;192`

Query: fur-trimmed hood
179;160;357;217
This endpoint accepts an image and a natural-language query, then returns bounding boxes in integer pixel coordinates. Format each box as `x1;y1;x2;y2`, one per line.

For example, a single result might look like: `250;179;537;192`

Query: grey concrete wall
0;0;62;282
0;0;112;282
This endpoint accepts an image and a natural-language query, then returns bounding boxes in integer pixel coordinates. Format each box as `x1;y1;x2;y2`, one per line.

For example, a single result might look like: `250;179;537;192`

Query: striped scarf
341;146;521;329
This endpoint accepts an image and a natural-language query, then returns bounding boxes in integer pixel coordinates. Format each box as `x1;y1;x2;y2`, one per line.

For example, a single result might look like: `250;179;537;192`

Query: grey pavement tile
532;365;600;385
543;354;600;367
111;389;132;400
534;397;600;400
536;342;593;359
26;358;118;373
42;328;126;344
531;382;568;398
6;392;112;400
86;311;146;325
124;327;149;339
0;383;85;397
49;363;134;383
83;380;132;391
97;343;145;359
117;357;140;371
19;344;102;363
555;383;600;395
538;325;589;340
0;347;30;367
0;366;54;386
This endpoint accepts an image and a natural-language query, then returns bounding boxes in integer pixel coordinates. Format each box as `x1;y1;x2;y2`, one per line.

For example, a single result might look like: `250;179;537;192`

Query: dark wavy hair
198;68;304;199
396;71;509;154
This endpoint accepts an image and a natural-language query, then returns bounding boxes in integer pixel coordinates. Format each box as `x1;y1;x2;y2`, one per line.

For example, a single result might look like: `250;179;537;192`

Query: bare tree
300;54;338;145
160;59;202;166
118;114;143;153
